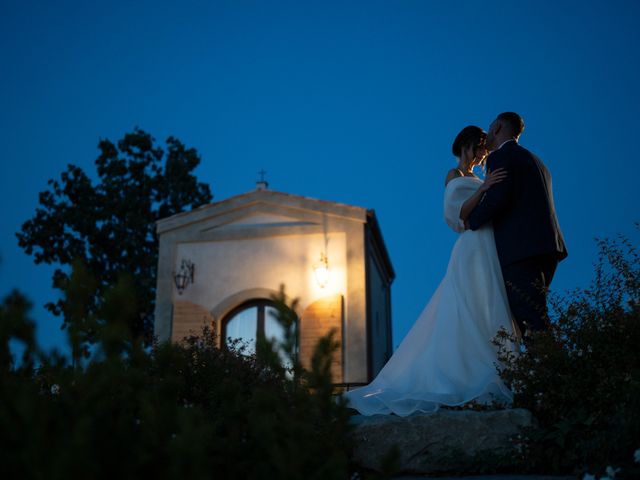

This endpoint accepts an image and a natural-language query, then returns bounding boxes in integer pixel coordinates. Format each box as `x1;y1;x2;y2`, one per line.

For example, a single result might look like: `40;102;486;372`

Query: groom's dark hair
497;112;525;139
452;126;486;157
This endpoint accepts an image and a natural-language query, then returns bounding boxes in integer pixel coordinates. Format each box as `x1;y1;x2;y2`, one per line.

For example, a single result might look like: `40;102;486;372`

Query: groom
467;112;568;335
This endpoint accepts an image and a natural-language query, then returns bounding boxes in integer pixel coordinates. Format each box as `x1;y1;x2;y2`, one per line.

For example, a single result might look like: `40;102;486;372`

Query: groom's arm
467;152;514;230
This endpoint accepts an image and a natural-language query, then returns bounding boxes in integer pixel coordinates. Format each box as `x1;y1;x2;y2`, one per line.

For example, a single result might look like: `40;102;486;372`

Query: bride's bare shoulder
445;168;462;186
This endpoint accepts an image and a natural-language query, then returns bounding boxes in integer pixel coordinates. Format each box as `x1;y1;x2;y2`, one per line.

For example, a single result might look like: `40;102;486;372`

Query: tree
17;128;212;345
0;289;38;372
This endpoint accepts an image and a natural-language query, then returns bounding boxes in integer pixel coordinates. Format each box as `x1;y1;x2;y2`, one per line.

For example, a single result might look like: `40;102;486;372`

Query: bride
344;126;518;416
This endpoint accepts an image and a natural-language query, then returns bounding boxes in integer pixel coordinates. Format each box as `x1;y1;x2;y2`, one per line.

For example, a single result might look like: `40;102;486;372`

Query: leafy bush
0;275;352;479
496;228;640;478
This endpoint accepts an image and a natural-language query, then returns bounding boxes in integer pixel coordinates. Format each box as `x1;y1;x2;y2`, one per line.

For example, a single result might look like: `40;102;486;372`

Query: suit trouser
501;254;559;334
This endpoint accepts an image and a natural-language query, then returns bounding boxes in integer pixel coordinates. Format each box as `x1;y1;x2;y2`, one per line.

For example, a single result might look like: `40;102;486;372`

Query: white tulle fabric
344;176;516;416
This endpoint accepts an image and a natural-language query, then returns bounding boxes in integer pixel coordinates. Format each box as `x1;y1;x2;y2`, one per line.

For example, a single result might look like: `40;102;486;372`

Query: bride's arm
459;168;506;222
444;168;462;186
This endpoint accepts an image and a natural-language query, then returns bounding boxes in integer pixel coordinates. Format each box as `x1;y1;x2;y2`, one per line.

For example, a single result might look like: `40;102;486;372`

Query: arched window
221;300;293;357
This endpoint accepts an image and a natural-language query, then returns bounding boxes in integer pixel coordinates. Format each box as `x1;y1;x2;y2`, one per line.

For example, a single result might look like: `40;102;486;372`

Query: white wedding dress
344;176;517;416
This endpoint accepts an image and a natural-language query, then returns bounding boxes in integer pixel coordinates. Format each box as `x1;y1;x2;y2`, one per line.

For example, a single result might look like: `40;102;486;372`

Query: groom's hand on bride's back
467;155;513;230
479;167;507;193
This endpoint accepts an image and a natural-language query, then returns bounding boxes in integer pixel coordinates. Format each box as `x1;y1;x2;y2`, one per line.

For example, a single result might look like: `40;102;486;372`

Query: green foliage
16;129;212;343
496;229;640;478
0;290;38;371
251;284;353;478
0;273;352;479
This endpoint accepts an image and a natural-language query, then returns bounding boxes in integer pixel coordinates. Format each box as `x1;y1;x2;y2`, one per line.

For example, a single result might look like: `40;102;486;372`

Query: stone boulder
349;408;533;475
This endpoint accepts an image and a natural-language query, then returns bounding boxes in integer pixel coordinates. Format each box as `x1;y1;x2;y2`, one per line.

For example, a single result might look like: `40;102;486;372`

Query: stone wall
171;300;215;343
300;294;343;383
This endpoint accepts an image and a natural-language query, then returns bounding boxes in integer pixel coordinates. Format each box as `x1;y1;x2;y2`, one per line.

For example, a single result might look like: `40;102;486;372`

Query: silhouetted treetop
17;128;213;344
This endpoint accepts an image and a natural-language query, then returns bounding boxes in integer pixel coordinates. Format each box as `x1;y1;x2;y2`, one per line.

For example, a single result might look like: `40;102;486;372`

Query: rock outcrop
349;408;533;474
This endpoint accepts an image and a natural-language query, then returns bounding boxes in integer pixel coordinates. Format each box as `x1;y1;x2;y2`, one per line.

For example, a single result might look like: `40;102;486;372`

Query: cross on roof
258;169;267;182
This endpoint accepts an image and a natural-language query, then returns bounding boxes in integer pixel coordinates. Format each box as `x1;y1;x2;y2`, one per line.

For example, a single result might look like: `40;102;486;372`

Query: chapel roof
157;188;370;230
156;187;395;279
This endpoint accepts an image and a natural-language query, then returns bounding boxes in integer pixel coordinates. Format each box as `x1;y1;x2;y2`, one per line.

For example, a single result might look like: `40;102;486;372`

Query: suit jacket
467;141;567;267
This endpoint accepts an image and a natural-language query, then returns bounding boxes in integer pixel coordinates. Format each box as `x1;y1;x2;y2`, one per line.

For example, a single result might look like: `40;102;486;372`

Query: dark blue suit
467;140;567;333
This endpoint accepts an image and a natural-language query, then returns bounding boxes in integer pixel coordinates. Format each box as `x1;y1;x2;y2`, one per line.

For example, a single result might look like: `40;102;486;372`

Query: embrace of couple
345;112;568;416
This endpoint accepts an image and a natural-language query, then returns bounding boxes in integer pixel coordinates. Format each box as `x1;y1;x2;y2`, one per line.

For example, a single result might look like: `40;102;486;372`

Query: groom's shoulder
493;142;537;164
513;142;533;155
509;141;537;157
487;146;510;167
513;143;545;166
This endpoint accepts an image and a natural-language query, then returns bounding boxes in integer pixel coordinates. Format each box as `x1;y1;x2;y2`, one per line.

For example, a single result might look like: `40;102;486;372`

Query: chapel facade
153;183;394;385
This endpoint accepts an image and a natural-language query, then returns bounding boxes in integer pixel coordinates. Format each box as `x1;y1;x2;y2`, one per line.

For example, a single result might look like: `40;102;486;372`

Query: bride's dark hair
452;126;486;158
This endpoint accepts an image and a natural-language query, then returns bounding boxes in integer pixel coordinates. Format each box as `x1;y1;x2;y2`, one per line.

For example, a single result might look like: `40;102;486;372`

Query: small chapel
153;179;394;386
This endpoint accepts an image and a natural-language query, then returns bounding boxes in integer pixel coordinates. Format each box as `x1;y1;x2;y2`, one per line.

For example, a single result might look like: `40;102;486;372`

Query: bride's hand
479;168;507;192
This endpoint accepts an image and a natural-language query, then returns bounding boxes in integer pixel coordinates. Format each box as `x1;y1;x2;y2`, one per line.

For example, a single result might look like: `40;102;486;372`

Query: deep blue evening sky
1;0;639;354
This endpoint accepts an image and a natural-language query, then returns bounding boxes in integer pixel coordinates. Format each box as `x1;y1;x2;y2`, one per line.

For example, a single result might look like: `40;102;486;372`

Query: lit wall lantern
313;252;330;288
173;259;195;295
